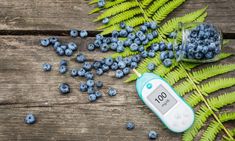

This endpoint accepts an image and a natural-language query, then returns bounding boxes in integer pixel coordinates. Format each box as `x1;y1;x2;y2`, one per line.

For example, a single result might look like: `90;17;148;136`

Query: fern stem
180;63;234;140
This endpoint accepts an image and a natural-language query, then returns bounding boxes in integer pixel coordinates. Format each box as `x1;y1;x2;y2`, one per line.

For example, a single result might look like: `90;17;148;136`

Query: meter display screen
147;84;177;114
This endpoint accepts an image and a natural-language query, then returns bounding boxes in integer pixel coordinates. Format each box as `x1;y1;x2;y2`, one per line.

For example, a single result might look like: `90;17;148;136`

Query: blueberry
105;57;114;66
147;63;156;71
141;50;148;58
60;60;68;66
56;47;65;56
205;52;214;59
111;37;118;43
169;31;177;38
83;62;92;71
49;37;58;44
112;31;119;38
167;43;173;50
147;33;154;41
102;18;109;24
95;91;102;98
214;47;220;55
148;130;158;140
159;42;166;51
111;62;118;70
93;61;102;69
138;45;144;52
87;87;95;94
126;26;133;33
85;72;94;80
160;51;168;61
142;39;149;45
120;22;126;29
136;30;143;37
59;83;70;94
119;29;128;37
116;45;124;53
103;37;111;44
79;82;88;92
59;65;67;74
65;48;73;56
152;31;158;38
131;56;138;62
96;68;104;76
78;68;86;77
123;57;132;66
140;25;147;32
117;40;124;46
42;63;52;71
168;51;174;59
151;43;159;51
110;43;118;50
126;121;135;130
60;45;67;50
102;64;109;72
128;33;136;40
98;0;105;7
130;62;138;69
88;43;95;51
40;38;50;47
144;22;151;27
139;34;146;41
150;21;157;29
148;50;155;58
134;55;141;62
194;52;203;59
24;113;36;124
163;59;172;67
94;39;102;47
134;38;141;45
96;81;103;89
124;39;132;47
96;34;104;40
115;70;124;78
53;41;61;49
130;43;138;51
80;30;88;38
123;67;130;75
70;29;79;38
100;43;109;52
108;87;117;96
68;42;78;51
115;56;123;62
71;69;78;77
87;80;95;87
88;94;97;102
118;61;126;69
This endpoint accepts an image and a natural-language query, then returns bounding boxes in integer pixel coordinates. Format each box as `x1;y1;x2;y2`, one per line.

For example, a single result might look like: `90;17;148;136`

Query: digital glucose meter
133;69;194;133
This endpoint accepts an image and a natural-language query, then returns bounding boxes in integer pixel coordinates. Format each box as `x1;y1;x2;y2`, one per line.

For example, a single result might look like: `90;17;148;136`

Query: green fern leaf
183;92;235;141
146;0;170;16
152;0;186;23
94;1;138;22
200;112;235;141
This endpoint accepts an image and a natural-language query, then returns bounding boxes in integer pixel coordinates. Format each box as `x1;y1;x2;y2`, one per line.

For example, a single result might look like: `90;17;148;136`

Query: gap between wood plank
0;30;234;39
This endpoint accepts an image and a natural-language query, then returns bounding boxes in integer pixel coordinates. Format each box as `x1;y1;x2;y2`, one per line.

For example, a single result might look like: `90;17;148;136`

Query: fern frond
101;16;146;35
174;79;193;96
183;92;235;141
146;0;170;16
94;1;138;22
201;78;235;94
152;0;186;23
201;112;235;141
97;8;142;29
192;64;235;82
89;0;98;5
89;0;127;14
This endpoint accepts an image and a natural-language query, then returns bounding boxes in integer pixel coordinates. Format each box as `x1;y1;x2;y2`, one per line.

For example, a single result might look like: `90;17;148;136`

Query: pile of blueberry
176;23;221;60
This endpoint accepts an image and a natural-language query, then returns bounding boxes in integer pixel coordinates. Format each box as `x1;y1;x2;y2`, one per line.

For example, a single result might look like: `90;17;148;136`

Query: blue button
147;83;152;89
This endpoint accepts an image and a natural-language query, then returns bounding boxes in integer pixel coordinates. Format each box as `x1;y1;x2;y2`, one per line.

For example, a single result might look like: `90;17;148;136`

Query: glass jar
174;22;223;63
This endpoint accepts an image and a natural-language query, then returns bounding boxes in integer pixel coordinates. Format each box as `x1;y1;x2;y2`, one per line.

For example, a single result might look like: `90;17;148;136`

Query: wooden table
0;0;234;140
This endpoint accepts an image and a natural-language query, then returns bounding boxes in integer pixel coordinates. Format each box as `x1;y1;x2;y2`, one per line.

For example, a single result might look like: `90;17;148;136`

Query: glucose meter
133;69;194;133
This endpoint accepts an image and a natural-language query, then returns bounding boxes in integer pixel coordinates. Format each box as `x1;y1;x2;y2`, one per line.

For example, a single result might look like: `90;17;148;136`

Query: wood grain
0;36;234;141
0;0;234;33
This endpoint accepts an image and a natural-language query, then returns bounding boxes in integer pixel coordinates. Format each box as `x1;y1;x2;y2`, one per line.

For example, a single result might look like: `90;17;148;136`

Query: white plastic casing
141;79;194;133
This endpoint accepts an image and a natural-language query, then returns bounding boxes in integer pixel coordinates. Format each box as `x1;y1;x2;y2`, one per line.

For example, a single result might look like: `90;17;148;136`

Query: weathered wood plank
0;36;234;141
0;0;234;33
